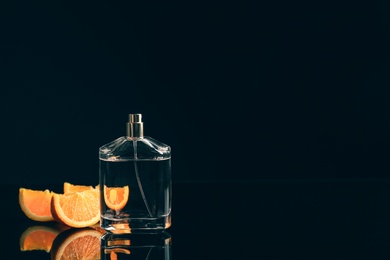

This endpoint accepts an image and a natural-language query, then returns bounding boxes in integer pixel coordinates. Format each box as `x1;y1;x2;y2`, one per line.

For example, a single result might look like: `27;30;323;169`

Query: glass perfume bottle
99;114;172;232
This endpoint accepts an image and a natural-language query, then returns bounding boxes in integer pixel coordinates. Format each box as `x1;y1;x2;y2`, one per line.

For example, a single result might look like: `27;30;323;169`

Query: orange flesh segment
19;188;54;222
51;189;100;228
63;182;96;194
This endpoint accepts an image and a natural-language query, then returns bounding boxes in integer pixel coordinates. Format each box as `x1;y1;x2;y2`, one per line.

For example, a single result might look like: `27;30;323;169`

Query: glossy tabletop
5;180;390;259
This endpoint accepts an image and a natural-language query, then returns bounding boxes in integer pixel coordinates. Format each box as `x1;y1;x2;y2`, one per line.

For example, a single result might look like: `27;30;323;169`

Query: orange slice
63;182;96;194
19;225;60;252
103;185;129;211
51;189;100;228
51;228;102;260
19;188;55;222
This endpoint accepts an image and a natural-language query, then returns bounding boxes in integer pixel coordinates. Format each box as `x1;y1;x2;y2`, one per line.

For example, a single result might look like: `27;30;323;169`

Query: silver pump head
127;113;144;138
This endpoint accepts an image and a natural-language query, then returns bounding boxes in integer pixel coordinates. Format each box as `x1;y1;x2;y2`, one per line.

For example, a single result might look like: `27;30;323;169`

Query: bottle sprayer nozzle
127;113;144;138
129;114;142;123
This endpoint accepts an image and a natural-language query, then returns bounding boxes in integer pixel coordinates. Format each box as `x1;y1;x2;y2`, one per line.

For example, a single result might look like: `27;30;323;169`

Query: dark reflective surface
101;231;171;259
5;180;390;259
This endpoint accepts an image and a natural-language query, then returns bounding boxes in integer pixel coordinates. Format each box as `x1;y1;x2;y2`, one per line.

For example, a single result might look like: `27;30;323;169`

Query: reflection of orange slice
103;185;129;211
89;223;107;234
105;249;131;259
51;228;102;260
19;225;60;253
111;251;118;260
107;239;131;246
19;188;55;222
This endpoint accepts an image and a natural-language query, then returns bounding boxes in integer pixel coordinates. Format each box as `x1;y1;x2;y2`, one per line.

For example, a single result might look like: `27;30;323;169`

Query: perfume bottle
99;114;172;232
101;231;172;260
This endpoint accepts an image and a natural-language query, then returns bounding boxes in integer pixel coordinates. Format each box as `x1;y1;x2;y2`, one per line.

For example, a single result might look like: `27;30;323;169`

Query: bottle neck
127;122;143;138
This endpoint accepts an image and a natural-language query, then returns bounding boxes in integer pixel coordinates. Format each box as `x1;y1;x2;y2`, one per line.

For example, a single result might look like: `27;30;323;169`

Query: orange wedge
19;188;55;222
19;225;60;252
63;182;96;194
51;189;100;228
103;185;129;211
51;228;102;260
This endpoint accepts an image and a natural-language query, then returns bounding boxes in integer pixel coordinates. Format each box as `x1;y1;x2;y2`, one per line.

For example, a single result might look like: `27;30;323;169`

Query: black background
2;0;390;185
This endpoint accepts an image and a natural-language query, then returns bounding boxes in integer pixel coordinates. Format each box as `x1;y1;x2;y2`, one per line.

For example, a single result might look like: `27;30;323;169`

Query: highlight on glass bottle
99;114;172;233
100;231;172;260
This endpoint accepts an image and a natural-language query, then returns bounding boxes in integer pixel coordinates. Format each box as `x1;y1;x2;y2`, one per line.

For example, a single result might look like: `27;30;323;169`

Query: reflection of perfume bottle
101;231;172;260
99;114;172;232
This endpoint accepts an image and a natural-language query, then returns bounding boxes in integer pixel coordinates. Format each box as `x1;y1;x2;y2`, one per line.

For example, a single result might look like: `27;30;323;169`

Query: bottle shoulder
99;136;171;160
